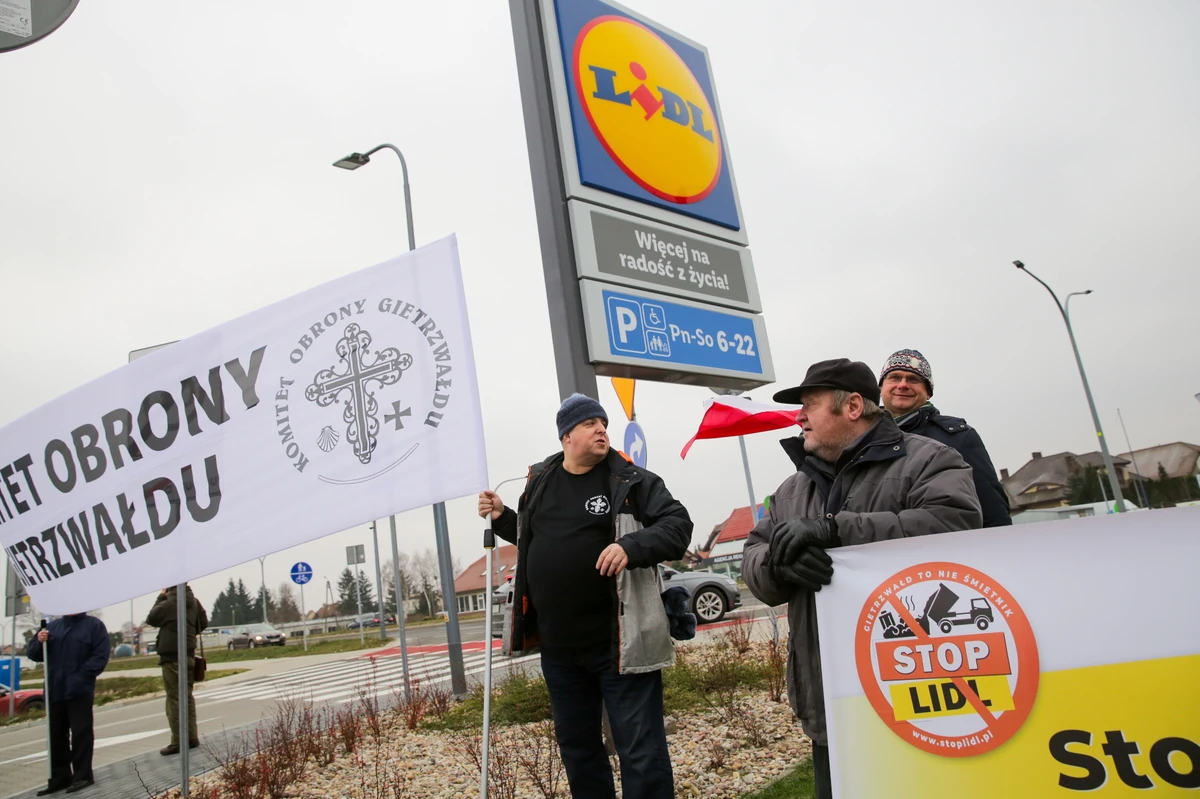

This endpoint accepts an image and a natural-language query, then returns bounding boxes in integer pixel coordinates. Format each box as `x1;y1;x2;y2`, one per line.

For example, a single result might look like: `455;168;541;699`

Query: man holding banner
478;393;692;799
741;359;982;799
146;584;208;755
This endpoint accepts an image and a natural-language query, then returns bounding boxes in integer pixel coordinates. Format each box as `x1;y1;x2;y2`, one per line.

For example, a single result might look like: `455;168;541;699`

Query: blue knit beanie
556;393;608;439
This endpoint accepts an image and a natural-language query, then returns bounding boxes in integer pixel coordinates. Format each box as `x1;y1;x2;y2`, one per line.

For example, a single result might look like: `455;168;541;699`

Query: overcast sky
2;1;1197;631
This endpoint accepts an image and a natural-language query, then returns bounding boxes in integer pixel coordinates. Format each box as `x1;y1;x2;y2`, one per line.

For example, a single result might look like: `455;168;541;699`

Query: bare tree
411;549;442;617
276;582;303;623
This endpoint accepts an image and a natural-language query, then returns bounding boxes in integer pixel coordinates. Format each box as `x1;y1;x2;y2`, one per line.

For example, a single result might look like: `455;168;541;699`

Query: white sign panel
0;235;488;614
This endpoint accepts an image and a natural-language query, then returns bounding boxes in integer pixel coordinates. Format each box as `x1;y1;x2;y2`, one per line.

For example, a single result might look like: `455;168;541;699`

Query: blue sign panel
290;562;313;585
623;421;648;468
602;288;764;375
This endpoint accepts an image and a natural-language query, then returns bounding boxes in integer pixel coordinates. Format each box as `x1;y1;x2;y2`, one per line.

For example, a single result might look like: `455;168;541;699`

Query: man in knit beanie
879;349;1012;528
477;392;692;799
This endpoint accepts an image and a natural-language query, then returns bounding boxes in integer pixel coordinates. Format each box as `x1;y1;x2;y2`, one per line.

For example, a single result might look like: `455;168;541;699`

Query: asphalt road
1;592;771;798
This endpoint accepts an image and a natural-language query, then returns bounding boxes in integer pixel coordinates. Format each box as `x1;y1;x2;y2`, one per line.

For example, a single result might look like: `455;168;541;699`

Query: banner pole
41;618;50;782
177;583;190;797
481;521;494;799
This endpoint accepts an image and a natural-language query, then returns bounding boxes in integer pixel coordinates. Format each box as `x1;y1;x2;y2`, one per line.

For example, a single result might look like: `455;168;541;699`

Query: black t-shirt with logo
526;462;615;648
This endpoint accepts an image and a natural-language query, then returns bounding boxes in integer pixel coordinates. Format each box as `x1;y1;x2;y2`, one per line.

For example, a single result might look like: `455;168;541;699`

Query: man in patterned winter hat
879;349;1012;528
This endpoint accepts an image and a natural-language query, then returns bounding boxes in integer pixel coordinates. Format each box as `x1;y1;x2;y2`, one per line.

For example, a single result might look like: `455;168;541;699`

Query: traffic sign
290;562;313;585
346;545;366;566
623;422;648;468
581;281;774;389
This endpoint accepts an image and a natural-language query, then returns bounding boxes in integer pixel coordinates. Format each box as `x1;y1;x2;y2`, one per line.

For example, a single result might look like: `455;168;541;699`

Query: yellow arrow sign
611;378;636;422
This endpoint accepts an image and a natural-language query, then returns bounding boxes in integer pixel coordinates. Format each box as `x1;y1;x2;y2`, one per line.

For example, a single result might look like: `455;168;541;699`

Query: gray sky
2;1;1197;630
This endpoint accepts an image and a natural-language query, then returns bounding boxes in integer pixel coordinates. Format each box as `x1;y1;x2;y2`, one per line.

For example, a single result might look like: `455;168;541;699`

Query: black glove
768;517;839;568
773;547;834;592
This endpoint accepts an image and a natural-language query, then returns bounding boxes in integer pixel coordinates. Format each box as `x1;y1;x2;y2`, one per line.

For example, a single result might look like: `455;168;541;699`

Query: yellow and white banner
817;507;1200;796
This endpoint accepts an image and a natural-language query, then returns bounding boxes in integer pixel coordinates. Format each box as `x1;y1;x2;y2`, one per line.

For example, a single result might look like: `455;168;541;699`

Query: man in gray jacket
742;359;982;799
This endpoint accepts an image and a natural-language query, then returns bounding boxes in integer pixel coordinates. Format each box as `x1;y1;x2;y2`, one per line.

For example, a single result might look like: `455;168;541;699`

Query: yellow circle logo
573;16;723;205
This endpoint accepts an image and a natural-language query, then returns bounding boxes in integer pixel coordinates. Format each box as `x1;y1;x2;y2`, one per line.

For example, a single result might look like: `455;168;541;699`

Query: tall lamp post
333;144;468;696
1013;261;1125;512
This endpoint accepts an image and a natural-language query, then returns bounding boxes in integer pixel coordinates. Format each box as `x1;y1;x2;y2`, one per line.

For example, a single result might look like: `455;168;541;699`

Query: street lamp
1012;261;1125;512
332;143;467;696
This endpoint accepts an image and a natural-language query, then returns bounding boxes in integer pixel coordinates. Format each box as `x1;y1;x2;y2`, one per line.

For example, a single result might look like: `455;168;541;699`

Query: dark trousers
813;743;832;799
47;696;95;785
539;644;673;799
162;658;198;746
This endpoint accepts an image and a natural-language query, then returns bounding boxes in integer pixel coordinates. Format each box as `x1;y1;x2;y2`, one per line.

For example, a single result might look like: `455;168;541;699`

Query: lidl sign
552;0;743;234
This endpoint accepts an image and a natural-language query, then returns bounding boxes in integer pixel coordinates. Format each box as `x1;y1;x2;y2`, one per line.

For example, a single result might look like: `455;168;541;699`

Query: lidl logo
574;16;722;205
554;0;742;231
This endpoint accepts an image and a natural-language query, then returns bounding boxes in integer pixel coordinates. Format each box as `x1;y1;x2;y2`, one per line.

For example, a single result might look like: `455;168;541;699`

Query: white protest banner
0;235;488;614
816;507;1200;796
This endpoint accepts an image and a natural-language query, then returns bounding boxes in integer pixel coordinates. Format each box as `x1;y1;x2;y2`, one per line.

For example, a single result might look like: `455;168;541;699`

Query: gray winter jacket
742;416;982;745
493;449;692;674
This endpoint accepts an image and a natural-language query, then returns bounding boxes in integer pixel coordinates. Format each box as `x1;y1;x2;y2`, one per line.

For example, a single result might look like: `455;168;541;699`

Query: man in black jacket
879;349;1012;527
26;613;110;795
146;584;208;755
477;393;692;799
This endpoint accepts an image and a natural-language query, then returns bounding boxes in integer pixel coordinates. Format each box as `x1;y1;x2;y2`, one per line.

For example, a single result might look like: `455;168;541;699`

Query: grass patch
1;669;246;724
204;637;388;664
93;668;247;705
662;643;773;716
739;758;815;799
423;668;553;731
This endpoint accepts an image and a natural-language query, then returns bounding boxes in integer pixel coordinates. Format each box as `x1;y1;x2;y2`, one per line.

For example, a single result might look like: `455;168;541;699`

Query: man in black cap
741;359;982;799
878;349;1012;528
478;393;692;799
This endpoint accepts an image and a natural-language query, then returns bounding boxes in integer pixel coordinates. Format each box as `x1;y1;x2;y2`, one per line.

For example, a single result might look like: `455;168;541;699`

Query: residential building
1117;442;1200;482
1001;451;1133;514
696;504;764;580
452;545;518;614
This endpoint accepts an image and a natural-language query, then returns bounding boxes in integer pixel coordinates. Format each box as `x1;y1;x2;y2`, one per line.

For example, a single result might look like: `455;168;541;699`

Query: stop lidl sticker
855;562;1039;756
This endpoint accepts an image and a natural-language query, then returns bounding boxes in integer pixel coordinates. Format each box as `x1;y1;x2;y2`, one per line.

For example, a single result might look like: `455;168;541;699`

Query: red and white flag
680;395;802;458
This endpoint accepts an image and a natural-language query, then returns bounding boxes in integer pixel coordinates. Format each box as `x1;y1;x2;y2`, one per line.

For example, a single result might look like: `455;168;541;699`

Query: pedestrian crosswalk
196;648;539;708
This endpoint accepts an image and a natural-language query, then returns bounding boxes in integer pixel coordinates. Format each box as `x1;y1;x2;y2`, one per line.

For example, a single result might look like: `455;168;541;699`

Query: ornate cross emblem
305;324;412;464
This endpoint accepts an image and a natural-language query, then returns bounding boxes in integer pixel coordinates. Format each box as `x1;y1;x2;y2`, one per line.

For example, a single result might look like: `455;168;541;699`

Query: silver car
490;566;742;637
659;566;741;624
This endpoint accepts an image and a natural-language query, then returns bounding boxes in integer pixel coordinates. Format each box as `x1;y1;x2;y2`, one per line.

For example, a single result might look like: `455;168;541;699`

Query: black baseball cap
773;358;882;406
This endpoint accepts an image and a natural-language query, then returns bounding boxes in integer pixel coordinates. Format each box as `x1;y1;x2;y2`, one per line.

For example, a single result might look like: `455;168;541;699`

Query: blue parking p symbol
607;296;647;354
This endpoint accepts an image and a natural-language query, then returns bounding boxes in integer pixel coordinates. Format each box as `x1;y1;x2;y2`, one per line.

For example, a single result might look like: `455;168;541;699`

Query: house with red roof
698;503;763;580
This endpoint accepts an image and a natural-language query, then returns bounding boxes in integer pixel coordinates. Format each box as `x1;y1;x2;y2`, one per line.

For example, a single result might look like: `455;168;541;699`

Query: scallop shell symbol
316;425;339;453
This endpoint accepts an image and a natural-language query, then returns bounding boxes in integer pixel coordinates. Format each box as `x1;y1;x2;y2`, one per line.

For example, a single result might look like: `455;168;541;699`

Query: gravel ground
165;691;810;799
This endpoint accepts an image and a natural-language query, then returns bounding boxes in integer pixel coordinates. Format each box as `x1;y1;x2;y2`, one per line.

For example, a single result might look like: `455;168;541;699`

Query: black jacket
493;449;692;656
26;614;111;701
146;586;209;663
894;405;1011;528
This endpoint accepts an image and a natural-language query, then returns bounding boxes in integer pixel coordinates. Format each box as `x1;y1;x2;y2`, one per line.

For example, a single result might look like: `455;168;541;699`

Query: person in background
26;612;111;795
146;584;208;755
878;348;1012;527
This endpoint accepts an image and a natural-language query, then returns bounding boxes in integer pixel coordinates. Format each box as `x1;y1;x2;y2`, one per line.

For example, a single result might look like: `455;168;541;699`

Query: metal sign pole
354;562;364;646
177;583;190;797
388;515;411;699
9;619;16;717
370;522;387;640
300;584;308;652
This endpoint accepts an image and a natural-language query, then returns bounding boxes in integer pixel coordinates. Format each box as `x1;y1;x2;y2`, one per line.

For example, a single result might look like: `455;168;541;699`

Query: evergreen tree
355;570;375;608
252;587;278;623
337;568;359;615
209;579;237;626
231;579;255;626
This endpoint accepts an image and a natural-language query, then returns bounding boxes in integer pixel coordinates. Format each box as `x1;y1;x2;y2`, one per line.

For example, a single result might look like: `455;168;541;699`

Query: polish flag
680;395;802;458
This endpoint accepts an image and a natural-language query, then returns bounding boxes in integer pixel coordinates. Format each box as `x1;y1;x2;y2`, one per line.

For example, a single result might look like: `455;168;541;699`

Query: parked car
0;686;44;715
227;623;287;649
659;566;741;624
488;566;742;636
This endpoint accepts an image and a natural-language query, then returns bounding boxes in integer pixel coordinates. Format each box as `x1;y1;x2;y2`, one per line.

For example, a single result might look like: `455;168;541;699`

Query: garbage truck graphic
879;583;994;639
